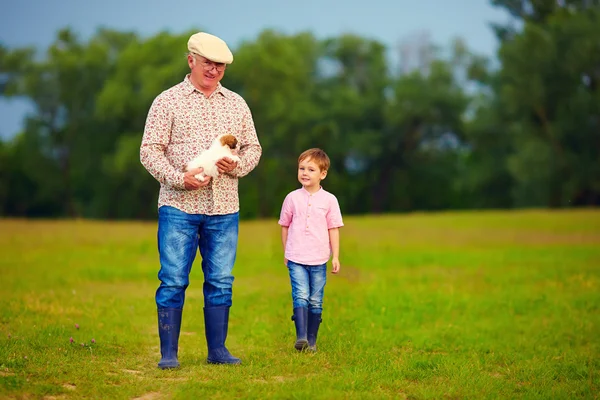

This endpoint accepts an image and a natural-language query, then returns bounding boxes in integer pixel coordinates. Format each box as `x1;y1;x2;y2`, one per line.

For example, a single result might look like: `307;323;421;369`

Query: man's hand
217;149;239;174
184;168;211;190
331;258;340;274
216;157;238;174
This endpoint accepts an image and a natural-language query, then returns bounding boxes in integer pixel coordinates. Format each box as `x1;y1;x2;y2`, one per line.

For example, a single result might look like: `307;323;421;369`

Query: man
140;32;261;368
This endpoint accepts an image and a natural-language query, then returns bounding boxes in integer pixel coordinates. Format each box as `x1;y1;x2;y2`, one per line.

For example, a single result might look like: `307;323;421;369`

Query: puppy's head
219;134;238;150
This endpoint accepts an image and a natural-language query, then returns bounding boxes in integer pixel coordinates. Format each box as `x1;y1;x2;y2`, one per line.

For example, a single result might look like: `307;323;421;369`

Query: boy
278;148;344;352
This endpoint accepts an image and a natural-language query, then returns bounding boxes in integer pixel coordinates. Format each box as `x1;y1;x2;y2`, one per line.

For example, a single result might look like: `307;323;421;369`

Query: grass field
1;209;599;399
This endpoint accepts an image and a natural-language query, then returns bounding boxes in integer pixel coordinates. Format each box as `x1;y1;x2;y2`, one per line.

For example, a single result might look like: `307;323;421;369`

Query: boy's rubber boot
307;313;322;352
157;308;182;369
204;306;241;364
292;307;309;351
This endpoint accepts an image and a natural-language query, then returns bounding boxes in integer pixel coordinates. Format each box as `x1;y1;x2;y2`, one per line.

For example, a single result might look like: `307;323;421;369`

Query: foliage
1;2;599;218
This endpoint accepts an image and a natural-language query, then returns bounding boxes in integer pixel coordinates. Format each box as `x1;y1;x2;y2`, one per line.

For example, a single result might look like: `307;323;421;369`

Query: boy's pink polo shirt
278;187;344;266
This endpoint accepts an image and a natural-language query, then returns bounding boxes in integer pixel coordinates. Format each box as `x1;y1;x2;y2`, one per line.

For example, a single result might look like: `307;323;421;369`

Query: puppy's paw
195;174;205;182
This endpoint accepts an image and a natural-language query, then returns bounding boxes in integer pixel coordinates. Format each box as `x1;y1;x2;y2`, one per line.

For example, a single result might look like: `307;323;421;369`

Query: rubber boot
204;306;241;364
307;312;322;352
292;307;308;351
157;308;182;369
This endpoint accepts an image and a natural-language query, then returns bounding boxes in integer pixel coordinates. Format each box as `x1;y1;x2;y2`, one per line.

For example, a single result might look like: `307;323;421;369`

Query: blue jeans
155;206;239;309
287;261;327;314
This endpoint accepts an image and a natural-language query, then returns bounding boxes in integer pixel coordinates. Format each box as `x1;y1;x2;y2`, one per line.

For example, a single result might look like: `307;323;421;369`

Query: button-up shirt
278;187;344;265
140;75;262;215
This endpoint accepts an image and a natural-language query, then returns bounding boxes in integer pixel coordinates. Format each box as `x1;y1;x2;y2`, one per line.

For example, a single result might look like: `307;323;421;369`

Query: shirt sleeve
230;100;262;178
278;194;293;227
326;195;344;229
140;95;186;189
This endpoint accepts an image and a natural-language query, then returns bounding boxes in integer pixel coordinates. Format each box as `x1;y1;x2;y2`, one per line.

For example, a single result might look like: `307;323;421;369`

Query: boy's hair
298;148;330;172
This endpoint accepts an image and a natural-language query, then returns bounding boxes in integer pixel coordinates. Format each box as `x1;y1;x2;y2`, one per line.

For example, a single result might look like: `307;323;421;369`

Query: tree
1;28;138;216
225;30;324;217
493;3;600;205
94;30;192;218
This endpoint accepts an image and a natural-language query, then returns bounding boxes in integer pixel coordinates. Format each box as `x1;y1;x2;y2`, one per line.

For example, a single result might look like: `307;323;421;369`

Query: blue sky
0;0;509;139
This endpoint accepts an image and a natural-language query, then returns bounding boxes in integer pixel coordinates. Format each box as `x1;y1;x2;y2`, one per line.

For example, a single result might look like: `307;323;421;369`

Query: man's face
188;54;226;92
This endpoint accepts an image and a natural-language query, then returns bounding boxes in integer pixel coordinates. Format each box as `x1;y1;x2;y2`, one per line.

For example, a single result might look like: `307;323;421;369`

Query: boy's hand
284;258;288;267
331;258;340;274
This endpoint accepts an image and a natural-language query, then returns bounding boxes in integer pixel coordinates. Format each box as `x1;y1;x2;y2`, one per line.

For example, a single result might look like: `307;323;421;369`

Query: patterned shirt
140;75;262;215
278;187;344;265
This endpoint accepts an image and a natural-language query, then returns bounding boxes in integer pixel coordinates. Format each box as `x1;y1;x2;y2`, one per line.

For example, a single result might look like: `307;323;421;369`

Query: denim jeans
155;206;239;309
287;260;327;314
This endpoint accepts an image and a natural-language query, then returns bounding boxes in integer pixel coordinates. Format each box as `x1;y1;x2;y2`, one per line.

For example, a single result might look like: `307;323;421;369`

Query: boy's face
298;157;327;190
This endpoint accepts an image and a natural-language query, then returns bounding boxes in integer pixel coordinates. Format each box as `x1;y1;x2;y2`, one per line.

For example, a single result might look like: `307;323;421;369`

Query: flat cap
187;32;233;64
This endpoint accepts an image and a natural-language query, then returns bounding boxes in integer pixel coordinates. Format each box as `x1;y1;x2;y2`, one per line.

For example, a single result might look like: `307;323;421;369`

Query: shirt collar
182;74;227;98
301;186;322;196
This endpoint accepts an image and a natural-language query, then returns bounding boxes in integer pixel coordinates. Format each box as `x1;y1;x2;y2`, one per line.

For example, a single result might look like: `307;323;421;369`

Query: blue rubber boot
292;307;308;351
307;313;322;352
204;306;241;364
157;308;182;369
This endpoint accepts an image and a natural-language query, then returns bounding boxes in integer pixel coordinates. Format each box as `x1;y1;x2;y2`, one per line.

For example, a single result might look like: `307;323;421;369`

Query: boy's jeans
155;206;239;309
287;260;327;314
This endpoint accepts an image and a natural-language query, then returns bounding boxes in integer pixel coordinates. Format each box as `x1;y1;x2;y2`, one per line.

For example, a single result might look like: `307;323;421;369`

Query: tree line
1;0;598;219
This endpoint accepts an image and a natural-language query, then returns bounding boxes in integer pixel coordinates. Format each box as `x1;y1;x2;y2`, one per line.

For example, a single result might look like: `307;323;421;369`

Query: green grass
1;209;599;399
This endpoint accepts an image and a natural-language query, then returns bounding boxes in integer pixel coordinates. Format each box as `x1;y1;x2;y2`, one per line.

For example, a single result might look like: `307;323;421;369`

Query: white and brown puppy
186;134;240;182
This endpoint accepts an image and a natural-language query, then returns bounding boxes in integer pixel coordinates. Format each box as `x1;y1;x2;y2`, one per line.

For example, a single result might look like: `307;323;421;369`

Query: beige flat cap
187;32;233;64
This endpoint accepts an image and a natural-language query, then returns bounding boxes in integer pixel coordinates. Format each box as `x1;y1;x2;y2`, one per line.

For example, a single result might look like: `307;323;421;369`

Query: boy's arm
281;226;289;266
329;227;340;274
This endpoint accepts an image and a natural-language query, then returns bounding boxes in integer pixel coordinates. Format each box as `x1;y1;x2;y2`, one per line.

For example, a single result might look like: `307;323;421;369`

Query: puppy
186;134;241;182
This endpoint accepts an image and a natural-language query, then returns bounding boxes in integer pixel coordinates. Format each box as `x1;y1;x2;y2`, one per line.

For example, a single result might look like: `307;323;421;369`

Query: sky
0;0;510;139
